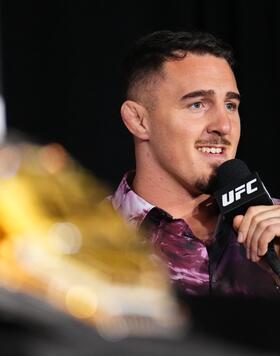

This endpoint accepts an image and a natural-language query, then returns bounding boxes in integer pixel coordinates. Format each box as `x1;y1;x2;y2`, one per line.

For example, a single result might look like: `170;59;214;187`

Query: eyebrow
226;91;241;101
180;90;241;102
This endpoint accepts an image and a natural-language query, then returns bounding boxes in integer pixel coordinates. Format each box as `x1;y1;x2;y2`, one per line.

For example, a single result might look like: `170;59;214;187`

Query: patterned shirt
109;171;280;298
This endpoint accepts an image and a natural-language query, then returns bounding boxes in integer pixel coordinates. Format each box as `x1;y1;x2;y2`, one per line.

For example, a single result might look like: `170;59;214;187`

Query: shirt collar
109;171;218;239
110;171;155;228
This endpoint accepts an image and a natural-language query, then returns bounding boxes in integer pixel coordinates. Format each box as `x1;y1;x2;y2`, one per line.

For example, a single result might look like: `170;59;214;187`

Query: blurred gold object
0;141;186;339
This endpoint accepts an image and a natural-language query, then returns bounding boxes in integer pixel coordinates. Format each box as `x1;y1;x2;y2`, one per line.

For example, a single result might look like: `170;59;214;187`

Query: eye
225;102;238;112
190;102;203;110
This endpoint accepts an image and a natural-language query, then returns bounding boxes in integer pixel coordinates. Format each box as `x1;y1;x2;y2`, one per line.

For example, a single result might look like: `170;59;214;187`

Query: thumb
232;215;244;232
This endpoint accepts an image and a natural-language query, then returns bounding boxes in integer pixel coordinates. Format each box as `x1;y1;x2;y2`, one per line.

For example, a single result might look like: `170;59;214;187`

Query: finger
257;223;280;257
249;219;276;261
233;215;243;231
247;213;280;257
238;205;280;245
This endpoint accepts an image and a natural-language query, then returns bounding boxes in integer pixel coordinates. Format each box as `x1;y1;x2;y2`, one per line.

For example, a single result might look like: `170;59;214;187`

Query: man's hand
233;205;280;262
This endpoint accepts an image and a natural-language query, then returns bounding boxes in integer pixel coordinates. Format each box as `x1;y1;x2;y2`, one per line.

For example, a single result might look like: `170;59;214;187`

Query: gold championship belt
0;141;186;339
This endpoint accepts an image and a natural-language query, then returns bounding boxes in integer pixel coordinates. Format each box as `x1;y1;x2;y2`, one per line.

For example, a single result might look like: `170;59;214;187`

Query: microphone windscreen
212;161;280;277
213;159;251;191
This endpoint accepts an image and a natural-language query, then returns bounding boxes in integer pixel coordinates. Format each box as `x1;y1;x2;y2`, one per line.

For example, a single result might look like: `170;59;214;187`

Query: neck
132;162;219;242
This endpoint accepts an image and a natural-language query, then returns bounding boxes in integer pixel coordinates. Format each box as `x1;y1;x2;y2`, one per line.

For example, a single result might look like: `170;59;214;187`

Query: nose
207;106;231;136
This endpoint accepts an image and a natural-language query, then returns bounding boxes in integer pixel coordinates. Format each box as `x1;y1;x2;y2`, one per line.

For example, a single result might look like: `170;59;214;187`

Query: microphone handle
265;240;280;277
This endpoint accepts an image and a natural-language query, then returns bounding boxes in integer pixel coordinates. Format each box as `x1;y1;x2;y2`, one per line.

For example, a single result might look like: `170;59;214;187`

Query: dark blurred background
1;0;279;194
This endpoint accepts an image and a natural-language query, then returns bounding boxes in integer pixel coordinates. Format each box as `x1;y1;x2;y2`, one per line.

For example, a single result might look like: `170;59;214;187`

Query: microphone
211;158;280;276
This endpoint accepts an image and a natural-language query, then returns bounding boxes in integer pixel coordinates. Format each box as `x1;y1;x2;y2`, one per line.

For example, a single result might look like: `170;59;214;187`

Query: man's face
145;53;241;196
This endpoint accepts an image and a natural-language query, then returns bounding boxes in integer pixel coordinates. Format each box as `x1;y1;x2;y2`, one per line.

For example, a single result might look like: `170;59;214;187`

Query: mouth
196;145;226;156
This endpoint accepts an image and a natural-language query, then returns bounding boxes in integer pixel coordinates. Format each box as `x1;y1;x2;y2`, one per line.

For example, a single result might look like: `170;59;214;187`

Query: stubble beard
194;165;219;195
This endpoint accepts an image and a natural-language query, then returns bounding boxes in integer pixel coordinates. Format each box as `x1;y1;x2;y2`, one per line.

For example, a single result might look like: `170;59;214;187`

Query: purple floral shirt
109;171;280;298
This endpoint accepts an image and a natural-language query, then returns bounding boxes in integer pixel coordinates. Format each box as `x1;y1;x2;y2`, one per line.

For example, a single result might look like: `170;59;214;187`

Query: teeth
198;147;223;154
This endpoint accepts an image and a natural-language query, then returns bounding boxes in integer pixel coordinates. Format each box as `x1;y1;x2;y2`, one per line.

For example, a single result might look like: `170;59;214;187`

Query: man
110;30;280;297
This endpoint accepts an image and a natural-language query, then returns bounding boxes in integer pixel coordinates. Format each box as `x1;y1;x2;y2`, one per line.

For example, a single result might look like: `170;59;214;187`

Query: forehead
161;53;238;95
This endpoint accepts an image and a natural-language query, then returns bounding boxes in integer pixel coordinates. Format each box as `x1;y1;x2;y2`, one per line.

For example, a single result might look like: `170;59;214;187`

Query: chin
194;169;219;195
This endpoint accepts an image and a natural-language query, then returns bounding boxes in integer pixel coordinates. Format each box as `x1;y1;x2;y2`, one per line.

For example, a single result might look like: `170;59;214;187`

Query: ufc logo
222;178;258;207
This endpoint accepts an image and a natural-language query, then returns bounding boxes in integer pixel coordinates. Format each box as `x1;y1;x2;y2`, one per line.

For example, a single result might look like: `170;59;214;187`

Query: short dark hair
123;30;235;102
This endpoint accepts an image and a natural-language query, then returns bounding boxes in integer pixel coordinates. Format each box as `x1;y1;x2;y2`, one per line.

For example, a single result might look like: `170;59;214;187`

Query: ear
120;100;150;140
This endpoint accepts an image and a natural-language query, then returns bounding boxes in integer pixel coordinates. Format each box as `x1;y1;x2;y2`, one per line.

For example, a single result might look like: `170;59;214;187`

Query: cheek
232;120;241;149
148;111;203;162
151;121;190;148
153;128;197;167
